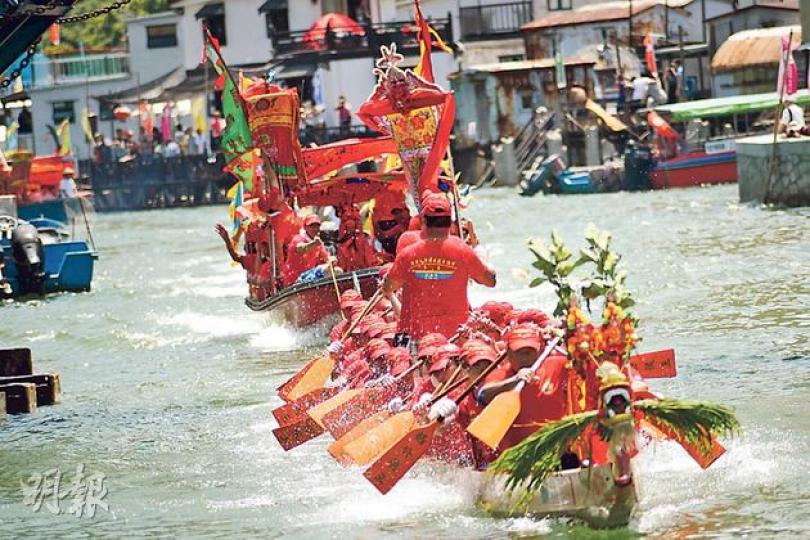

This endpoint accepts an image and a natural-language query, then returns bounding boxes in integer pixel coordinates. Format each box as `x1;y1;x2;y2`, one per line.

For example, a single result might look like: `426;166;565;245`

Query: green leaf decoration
488;411;599;493
529;277;546;288
635;399;740;455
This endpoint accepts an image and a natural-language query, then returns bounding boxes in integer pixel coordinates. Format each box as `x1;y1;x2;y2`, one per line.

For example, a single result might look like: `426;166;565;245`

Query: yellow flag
191;97;206;132
58;119;71;156
80;108;94;143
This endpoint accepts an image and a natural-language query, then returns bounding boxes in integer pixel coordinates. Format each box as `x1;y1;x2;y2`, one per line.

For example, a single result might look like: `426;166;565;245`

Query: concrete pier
736;135;810;207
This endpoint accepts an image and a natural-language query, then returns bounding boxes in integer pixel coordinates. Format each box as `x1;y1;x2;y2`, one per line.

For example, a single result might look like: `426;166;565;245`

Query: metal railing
31;53;130;88
459;1;533;41
272;18;453;59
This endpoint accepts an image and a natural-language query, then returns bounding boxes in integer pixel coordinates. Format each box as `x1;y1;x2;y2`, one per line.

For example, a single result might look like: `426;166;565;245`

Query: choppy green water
0;184;808;538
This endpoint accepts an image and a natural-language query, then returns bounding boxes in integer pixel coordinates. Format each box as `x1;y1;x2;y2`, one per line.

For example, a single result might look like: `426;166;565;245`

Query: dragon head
596;362;635;487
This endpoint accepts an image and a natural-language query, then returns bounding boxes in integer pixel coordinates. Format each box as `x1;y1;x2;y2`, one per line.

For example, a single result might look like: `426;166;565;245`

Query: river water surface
1;184;808;538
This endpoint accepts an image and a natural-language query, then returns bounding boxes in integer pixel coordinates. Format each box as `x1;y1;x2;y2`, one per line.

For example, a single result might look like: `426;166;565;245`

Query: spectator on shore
631;73;654;110
164;137;181;157
93;134;112;164
336;96;352;137
779;95;808;136
190;128;206;155
174;123;184;142
17;106;32;134
666;60;681;104
210;111;224;151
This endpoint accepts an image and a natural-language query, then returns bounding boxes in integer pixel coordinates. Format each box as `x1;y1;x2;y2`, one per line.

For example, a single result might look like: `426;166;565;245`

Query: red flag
49;23;60;46
414;1;434;83
643;34;657;78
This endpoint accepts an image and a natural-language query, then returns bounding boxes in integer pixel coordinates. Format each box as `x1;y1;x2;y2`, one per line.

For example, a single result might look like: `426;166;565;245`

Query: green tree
54;0;169;51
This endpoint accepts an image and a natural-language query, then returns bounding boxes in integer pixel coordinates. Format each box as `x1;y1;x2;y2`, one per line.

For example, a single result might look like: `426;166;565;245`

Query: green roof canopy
655;90;810;121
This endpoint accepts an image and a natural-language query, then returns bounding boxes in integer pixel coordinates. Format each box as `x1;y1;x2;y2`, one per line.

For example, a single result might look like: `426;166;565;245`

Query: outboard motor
11;222;45;295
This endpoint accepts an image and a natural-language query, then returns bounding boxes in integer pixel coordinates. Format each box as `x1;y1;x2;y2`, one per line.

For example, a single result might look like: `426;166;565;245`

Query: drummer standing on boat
382;193;496;341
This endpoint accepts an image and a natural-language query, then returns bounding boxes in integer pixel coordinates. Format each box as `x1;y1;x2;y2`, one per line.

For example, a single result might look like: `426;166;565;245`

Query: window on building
196;3;227;45
260;0;289;38
498;54;525;63
146;24;178;48
99;101;114;121
547;0;572;11
52;101;75;124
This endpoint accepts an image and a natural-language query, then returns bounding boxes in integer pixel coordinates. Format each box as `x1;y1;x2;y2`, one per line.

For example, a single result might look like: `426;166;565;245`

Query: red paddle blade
630;349;676;379
322;386;396;439
277;357;319;401
272;415;324;451
363;421;438;495
272;387;340;426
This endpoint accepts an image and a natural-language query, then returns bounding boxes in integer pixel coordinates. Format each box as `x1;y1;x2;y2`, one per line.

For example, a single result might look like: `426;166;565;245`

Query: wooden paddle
337;377;468;466
321;360;424;439
328;410;393;464
272;413;325;451
272;386;340;426
276;287;384;402
466;337;562;451
362;350;508;495
326;257;346;320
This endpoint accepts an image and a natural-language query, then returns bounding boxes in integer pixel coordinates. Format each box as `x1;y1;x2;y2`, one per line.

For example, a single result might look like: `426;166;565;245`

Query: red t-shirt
387;236;490;338
336;233;380;271
269;208;300;252
482;354;570;451
282;232;328;285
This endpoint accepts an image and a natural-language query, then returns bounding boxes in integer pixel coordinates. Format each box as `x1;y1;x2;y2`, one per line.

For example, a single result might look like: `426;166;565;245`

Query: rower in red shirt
476;323;570;452
456;339;502;469
282;214;334;286
336;207;382;271
382;193;496;340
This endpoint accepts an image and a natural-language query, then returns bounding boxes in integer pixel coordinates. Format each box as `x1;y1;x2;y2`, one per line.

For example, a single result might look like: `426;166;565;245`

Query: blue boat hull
17;199;70;223
0;241;97;297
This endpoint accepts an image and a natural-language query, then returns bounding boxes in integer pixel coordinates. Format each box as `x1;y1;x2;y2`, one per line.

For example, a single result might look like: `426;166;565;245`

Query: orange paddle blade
322;386;397;439
328;411;391;464
284;355;336;402
341;411;416;466
272;387;340;426
642;417;725;469
630;349;677;379
272;415;325;451
277;356;319;401
307;388;363;428
364;421;439;494
466;389;521;451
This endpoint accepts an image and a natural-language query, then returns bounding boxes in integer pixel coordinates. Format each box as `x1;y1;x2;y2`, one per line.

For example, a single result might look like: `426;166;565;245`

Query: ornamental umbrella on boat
303;13;366;50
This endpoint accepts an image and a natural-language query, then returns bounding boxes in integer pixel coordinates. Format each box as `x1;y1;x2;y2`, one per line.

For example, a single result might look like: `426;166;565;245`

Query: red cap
388;347;412;376
365;320;388;339
420;193;451;218
303;214;322;227
479;301;514;326
505;323;543;352
367;338;391;361
429;343;461;373
462;339;498;366
340;290;363;308
348;301;368;319
380;322;397;341
417;333;448;358
512;308;549;327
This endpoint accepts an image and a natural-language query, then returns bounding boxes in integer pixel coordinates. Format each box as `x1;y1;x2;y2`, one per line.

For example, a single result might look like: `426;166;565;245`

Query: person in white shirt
779;96;805;134
189;128;206;155
59;167;78;199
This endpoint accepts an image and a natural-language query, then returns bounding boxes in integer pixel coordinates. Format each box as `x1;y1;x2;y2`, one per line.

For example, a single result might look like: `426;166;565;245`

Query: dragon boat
207;17;455;328
232;3;738;529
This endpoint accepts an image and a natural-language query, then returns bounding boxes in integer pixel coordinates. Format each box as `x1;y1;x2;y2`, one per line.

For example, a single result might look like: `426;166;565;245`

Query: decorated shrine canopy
296;172;408;207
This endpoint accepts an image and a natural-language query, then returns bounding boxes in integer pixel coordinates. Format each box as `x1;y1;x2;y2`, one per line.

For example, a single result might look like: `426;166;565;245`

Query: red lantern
113;105;132;122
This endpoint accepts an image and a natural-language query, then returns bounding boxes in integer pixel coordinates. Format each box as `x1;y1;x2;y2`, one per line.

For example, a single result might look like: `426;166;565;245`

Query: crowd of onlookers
92;122;211;165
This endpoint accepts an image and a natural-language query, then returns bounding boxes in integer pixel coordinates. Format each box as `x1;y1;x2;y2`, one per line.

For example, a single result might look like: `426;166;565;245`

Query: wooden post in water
0;383;37;414
0;348;33;376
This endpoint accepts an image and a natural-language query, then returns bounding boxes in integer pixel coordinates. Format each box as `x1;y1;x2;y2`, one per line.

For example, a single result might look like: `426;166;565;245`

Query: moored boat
0;195;97;298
